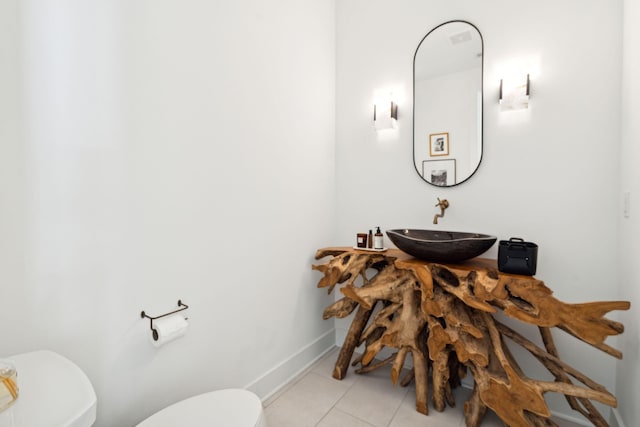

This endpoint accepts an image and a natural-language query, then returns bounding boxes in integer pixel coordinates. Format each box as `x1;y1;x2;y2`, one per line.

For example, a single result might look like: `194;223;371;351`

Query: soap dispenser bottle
374;227;384;249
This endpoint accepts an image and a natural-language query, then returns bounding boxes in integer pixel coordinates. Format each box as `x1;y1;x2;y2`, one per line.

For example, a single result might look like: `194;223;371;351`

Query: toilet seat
137;389;266;427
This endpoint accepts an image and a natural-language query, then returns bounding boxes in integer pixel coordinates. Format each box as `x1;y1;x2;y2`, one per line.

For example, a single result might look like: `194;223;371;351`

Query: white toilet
4;350;97;427
137;388;267;427
4;351;266;427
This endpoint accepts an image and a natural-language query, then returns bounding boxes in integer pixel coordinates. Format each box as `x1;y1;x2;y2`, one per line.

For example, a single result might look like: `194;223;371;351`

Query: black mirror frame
413;20;484;187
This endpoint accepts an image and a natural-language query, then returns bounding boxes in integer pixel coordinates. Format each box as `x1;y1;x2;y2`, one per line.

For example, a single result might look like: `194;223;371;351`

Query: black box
498;237;538;276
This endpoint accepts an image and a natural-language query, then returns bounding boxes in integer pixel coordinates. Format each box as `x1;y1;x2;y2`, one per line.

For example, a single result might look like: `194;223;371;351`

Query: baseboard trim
244;328;335;401
549;410;591;426
610;408;626;427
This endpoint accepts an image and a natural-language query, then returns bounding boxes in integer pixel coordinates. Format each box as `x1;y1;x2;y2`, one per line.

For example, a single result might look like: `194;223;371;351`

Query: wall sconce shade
374;100;398;130
499;74;530;111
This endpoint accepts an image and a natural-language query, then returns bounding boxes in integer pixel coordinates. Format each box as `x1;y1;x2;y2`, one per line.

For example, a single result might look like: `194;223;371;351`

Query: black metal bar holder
141;300;189;341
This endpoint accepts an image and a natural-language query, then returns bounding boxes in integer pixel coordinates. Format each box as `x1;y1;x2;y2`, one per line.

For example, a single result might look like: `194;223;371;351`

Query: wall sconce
374;100;398;130
499;74;530;111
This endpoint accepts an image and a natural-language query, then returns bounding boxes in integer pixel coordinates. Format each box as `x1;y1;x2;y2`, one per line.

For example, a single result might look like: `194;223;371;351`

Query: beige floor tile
263;348;588;427
264;372;351;427
389;386;464;427
334;367;409;427
310;348;361;388
263;347;342;408
316;408;376;427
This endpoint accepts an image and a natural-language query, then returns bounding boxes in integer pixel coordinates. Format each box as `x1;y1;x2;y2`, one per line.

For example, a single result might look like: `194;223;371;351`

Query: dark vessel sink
386;229;497;262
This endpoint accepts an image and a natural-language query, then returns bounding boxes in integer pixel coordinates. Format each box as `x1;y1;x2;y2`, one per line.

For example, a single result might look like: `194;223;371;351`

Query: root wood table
312;247;630;427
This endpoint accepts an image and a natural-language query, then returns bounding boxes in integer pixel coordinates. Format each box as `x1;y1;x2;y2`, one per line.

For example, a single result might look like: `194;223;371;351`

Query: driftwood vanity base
313;247;630;427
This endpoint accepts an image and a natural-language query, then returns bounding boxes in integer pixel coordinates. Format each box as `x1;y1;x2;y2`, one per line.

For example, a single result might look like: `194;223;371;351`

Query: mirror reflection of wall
413;21;483;187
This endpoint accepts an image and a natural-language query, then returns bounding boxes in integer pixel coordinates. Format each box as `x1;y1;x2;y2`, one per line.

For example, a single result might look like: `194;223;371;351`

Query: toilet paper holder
141;300;189;341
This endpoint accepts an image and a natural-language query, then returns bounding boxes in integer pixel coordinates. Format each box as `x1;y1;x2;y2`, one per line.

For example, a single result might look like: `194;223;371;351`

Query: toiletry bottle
367;230;373;248
0;359;18;412
374;227;384;249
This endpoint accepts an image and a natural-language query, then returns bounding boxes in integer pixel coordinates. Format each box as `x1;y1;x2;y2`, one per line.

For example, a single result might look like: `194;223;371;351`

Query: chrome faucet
433;198;449;224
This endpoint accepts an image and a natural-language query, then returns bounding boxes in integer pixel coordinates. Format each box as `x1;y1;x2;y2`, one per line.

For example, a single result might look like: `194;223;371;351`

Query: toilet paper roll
151;314;189;347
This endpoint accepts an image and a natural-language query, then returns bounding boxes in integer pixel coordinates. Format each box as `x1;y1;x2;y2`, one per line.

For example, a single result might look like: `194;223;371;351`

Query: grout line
258;337;337;406
267;346;589;427
386;380;412;427
385;392;404;427
313;352;371;427
317;362;411;427
314;368;362;426
316;407;378;427
264;345;341;407
274;348;468;427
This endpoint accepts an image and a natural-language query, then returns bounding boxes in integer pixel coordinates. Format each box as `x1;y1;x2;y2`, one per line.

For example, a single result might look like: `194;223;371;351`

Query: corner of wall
610;408;626;427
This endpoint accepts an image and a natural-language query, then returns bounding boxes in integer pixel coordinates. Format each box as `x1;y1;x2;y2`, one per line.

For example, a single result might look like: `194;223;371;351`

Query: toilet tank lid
137;389;263;427
7;350;97;427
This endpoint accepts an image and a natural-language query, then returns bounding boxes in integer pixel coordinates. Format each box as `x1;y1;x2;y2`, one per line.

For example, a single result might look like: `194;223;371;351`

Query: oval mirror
413;21;483;187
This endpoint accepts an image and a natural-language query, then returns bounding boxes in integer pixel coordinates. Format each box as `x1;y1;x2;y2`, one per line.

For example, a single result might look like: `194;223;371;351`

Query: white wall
2;0;636;425
0;0;26;352
336;0;624;421
616;0;640;426
0;1;336;426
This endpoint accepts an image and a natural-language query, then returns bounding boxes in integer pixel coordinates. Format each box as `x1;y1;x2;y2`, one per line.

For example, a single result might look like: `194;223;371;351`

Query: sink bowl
386;229;497;262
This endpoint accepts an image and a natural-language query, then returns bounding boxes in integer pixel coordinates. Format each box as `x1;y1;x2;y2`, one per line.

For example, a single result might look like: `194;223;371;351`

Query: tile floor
263;347;585;427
